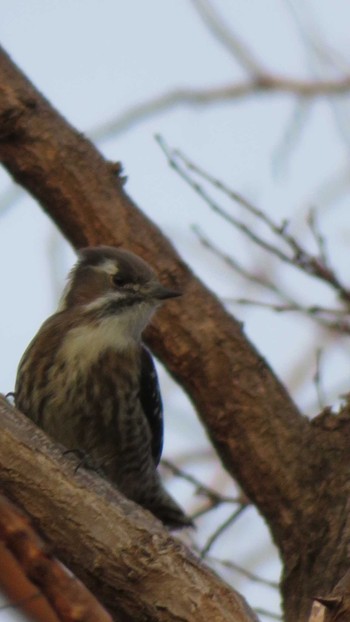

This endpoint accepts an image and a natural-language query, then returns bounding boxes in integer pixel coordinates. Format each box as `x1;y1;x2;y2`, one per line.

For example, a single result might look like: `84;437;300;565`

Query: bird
15;246;192;529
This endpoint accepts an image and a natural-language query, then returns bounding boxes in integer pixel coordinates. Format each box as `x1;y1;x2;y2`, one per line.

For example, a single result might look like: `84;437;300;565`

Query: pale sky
1;2;350;619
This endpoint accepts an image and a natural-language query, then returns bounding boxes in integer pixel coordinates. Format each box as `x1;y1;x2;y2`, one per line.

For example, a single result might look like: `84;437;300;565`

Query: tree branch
89;0;350;140
91;75;350;140
190;0;271;75
0;395;258;622
1;44;350;621
0;492;113;622
0;43;307;547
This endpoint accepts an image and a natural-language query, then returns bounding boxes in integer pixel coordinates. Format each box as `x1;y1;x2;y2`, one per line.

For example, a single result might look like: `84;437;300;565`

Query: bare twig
230;297;350;329
305;164;350;214
208;556;279;590
229;298;346;319
307;208;329;265
91;83;259;141
90;74;350;141
193;224;294;303
314;349;326;410
231;297;350;331
286;0;350;157
194;224;350;335
89;0;350;143
200;506;248;558
161;458;245;506
286;0;350;75
158;138;350;304
254;607;282;621
272;97;312;175
190;0;266;75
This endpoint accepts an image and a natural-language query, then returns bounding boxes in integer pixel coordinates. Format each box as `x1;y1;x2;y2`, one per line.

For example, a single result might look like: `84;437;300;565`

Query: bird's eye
112;274;126;287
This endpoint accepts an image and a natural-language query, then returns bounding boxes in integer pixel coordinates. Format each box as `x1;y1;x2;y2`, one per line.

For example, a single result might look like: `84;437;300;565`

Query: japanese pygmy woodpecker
15;246;191;529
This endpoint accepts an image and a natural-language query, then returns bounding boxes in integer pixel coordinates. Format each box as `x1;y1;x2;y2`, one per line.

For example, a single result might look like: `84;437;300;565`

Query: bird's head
59;246;180;340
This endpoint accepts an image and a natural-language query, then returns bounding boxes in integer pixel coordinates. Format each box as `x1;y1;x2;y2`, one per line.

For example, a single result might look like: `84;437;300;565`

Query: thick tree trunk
1;45;350;621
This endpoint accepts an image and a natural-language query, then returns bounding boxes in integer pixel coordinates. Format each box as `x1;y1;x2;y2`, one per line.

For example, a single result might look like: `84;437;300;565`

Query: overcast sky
1;2;350;619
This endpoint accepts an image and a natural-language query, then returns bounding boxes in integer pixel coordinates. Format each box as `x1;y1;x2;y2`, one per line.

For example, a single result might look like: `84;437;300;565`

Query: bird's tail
137;476;193;530
147;491;194;530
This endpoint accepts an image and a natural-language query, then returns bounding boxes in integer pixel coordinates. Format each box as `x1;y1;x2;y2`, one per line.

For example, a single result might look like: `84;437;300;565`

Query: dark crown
61;246;180;311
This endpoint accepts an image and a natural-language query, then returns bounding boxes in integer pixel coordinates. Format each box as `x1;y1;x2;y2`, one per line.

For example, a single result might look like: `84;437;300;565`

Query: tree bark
0;492;113;622
0;395;257;622
0;45;350;621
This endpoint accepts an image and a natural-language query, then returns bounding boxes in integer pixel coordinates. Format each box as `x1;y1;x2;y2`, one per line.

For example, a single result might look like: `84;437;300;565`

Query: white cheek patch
59;317;130;368
83;291;124;313
59;304;156;372
59;288;156;364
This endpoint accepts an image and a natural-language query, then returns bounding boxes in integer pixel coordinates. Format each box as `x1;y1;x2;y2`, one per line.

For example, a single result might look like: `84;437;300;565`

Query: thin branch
286;0;350;75
230;298;350;334
307;208;329;265
89;0;350;143
208;556;279;590
161;458;245;506
162;459;249;520
254;608;281;621
286;0;350;156
231;298;347;318
314;349;326;410
200;506;248;558
272;97;312;175
90;74;350;141
192;224;294;303
306;164;350;214
158;137;295;263
90;83;259;141
190;0;266;75
194;224;350;335
159;139;350;303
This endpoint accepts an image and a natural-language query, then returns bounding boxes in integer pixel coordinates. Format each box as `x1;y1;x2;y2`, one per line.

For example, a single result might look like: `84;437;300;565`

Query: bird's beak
146;283;182;301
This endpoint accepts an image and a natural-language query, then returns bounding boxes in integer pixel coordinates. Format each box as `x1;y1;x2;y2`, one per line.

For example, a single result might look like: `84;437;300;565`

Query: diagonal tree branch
0;395;258;622
0;43;307;545
1;45;350;621
0;492;113;622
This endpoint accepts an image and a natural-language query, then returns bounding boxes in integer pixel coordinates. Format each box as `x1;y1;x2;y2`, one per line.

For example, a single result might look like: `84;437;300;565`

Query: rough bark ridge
0;395;257;622
0;45;350;621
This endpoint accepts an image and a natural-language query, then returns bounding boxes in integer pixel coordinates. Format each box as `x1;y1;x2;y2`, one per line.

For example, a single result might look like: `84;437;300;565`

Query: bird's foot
63;448;103;476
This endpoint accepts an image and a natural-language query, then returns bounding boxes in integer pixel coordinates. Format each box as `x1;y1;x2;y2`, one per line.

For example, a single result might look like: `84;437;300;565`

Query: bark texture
0;395;257;622
0;45;350;621
0;492;113;622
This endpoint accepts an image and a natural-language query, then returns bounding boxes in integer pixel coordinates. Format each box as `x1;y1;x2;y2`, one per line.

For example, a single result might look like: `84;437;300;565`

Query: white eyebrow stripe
94;259;119;275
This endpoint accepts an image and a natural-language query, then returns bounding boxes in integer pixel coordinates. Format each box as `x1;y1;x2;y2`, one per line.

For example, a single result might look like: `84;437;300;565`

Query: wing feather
139;346;164;465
